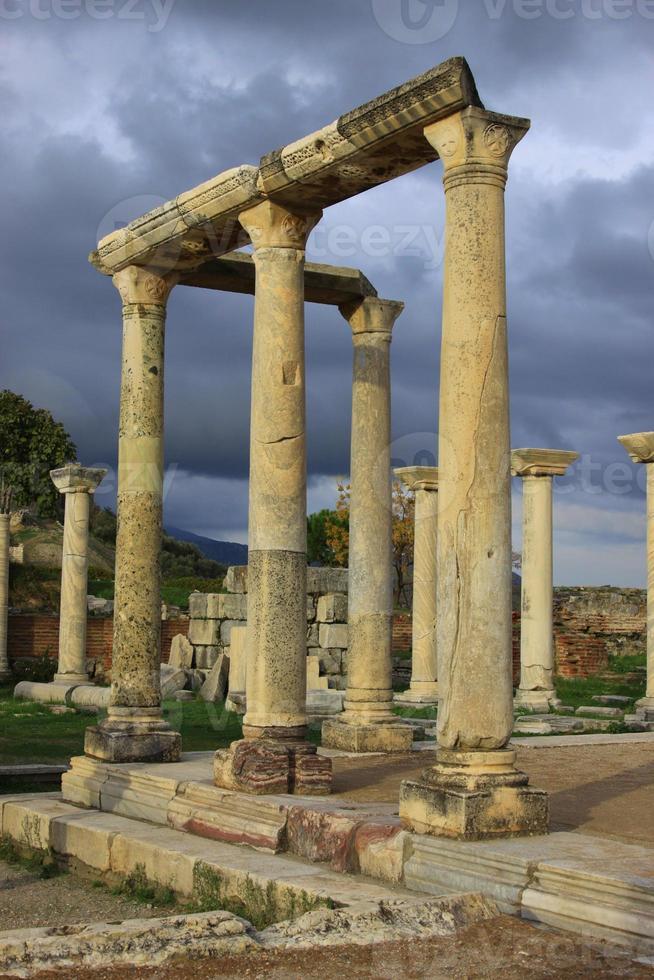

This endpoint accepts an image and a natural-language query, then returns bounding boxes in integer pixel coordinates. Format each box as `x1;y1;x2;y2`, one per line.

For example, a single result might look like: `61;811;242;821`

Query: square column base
321;717;414;753
636;697;654;722
514;689;560;713
399;749;549;841
393;688;439;707
84;715;182;764
214;738;332;796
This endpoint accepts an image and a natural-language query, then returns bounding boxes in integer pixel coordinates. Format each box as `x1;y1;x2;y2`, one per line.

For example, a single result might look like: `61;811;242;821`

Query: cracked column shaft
51;464;106;685
84;265;181;764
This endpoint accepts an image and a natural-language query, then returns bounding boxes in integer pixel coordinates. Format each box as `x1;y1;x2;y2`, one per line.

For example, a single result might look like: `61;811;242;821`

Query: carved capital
239;200;322;250
50;463;107;495
511;449;579;478
618;432;654;464
112;266;178;306
395;466;439;493
425;107;530;187
341;297;404;338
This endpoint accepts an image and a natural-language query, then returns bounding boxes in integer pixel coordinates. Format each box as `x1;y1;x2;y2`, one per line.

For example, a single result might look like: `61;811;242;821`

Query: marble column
393;467;439;707
85;265;181;764
322;298;413;753
511;450;578;713
400;107;549;839
0;503;11;684
50;464;107;685
214;200;332;795
618;432;654;721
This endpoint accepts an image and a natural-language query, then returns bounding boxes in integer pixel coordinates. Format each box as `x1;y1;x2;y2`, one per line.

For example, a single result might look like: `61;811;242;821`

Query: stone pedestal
400;108;548;839
84;266;181;764
511;449;578;713
322;298;413;754
393;467;439;707
214;201;331;794
618;432;654;722
0;512;11;684
50;464;107;685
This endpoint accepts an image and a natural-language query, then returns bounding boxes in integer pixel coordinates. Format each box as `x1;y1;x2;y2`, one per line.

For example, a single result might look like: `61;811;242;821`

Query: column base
321;716;414;753
635;697;654;722
399;748;549;840
84;708;181;764
514;688;560;714
214;735;332;796
394;683;439;707
54;673;91;686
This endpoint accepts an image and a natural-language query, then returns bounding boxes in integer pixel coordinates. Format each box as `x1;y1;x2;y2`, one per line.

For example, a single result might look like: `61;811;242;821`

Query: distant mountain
164;526;248;566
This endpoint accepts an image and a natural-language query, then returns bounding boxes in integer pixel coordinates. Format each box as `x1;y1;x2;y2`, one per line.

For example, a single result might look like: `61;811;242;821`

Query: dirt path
16;917;653;979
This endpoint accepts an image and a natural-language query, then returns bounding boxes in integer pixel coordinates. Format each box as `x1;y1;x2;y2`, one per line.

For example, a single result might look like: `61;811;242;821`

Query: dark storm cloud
1;1;653;579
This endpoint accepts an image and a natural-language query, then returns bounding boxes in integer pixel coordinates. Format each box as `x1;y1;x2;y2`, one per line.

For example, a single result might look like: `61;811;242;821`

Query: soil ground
11;917;653;979
331;741;654;845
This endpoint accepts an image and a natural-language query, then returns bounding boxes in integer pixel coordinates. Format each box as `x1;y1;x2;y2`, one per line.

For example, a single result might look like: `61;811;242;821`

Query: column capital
340;297;404;338
239;199;322;250
618;432;654;464
425;107;530;189
50;464;107;495
511;449;579;478
395;466;439;493
112;265;178;306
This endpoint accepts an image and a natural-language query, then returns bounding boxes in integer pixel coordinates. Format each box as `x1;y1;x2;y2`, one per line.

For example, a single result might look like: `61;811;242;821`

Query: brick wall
7;615;188;682
392;614;412;651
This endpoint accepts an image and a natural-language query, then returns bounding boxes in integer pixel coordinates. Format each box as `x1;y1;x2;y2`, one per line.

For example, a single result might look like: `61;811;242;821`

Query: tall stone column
400;107;548;839
0;489;11;684
214;200;332;795
618;432;654;721
85;265;181;764
51;464;107;685
511;449;578;713
322;298;413;753
393;466;439;707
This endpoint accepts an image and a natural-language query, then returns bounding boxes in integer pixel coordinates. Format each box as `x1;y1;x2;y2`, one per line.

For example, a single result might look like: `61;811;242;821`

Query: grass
87;576;228;610
394;704;437;720
554;671;645;711
0;688;243;769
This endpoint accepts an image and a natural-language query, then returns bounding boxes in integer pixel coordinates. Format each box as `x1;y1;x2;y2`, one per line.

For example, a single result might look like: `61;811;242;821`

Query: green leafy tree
0;390;77;518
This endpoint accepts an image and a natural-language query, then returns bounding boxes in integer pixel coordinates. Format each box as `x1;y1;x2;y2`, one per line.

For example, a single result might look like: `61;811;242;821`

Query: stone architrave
322;298;413;754
511;449;578;713
50;464;107;685
618;432;654;721
394;467;439;707
0;504;11;684
214;201;332;795
84;266;182;764
400;108;549;840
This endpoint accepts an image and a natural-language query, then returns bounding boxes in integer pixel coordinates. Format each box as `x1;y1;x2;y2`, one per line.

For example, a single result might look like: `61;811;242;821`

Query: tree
0;390;77;518
307;509;336;565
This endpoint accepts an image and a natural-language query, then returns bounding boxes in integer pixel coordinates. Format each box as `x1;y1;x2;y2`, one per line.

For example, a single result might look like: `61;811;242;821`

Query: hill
165;526;248;566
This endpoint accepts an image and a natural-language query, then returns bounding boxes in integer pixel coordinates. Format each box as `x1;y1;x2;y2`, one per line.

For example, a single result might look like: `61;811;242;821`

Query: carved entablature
618;432;654;464
395;466;439;493
511;449;579;478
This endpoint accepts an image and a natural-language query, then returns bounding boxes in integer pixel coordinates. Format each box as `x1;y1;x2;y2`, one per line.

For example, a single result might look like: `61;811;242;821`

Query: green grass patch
607;653;647;674
0;834;61;878
111;863;176;908
554;672;644;711
393;704;437;720
87;576;228;610
88;578;114;600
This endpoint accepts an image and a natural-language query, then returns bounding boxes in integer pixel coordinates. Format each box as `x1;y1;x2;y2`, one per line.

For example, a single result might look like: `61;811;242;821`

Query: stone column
84;265;181;764
214;200;332;795
0;499;11;684
322;298;413;753
400;107;549;839
50;464;107;685
393;467;439;706
511;449;578;713
618;432;654;721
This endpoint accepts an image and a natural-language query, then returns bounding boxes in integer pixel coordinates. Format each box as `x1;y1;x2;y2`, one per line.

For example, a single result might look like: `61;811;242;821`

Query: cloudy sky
1;0;653;584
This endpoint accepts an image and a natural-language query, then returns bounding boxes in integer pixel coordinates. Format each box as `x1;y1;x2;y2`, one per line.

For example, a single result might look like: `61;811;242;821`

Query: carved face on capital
438;128;459;159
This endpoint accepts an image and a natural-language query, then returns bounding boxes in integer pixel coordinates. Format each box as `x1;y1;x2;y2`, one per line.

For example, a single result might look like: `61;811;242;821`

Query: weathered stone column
51;464;107;685
214;200;332;794
618;432;654;721
0;493;11;684
85;265;181;763
394;467;439;706
511;449;578;713
400;107;549;839
322;298;413;753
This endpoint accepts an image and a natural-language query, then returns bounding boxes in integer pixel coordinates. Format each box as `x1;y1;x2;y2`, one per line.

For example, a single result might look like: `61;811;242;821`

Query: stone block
220;620;242;645
286;804;361;872
174;691;195;701
188;620;219;647
83;725;182;765
306;623;319;647
191;593;247;620
319;623;348;649
321;719;413;753
110;828;197;897
591;695;632;707
576;705;624;719
316;593;348;623
307;567;349;594
160;666;188;698
214;740;331;796
168;781;288;852
194;645;221;669
223;565;248;593
226;627;248;696
200;655;229;703
318;649;342;675
307;595;315;621
354;822;407;883
188;592;208;618
307;656;328;691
